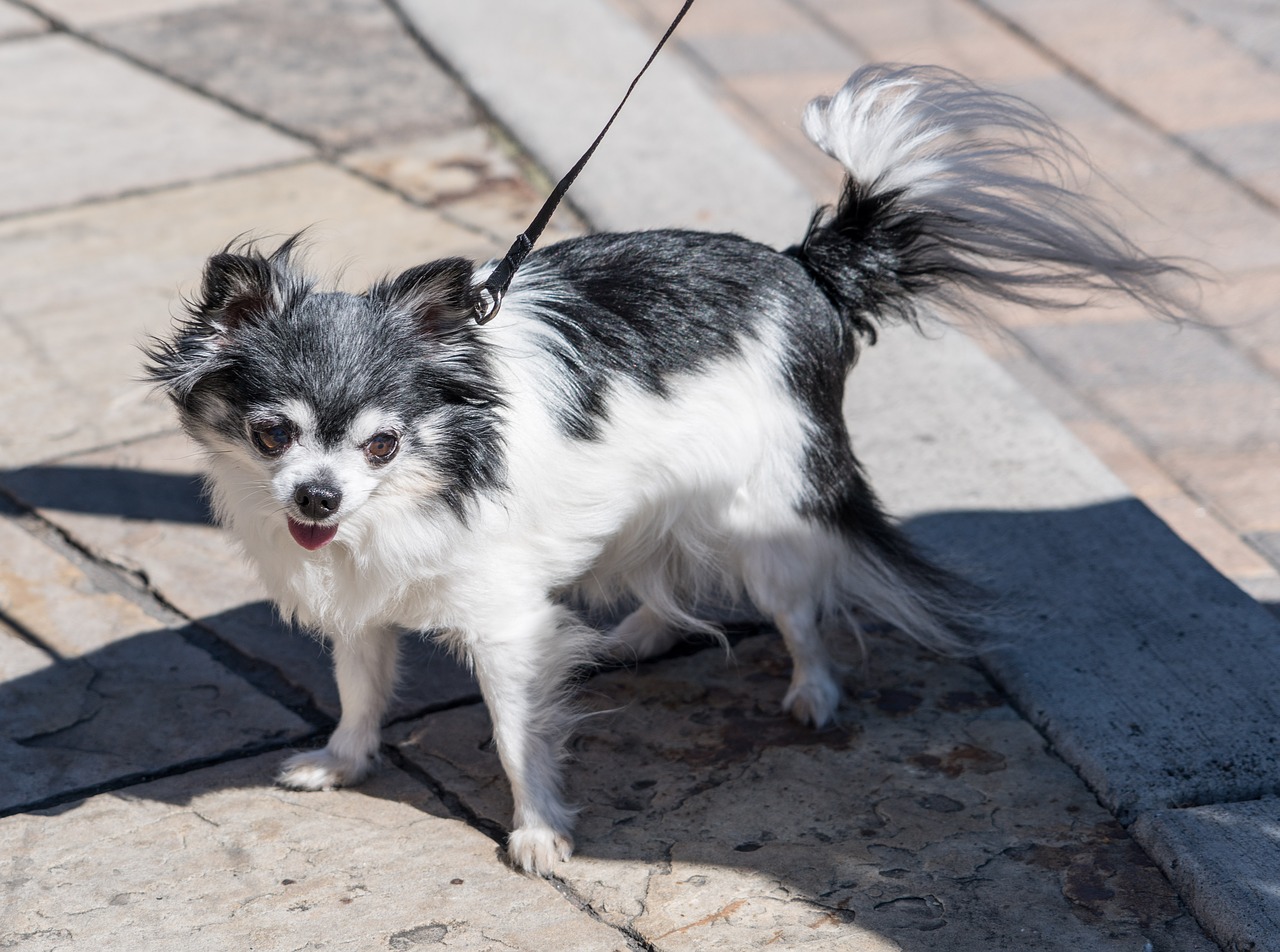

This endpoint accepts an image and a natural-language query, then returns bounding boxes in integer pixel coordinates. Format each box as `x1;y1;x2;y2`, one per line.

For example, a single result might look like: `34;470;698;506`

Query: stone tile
1252;531;1280;565
0;513;309;810
96;0;474;152
795;0;1055;83
684;29;856;77
0;34;308;218
1016;319;1269;391
0;754;628;950
0;1;46;38
1096;380;1280;452
29;0;238;27
1142;491;1280;584
0;432;478;721
1133;797;1280;952
340;126;585;245
1161;448;1280;534
394;635;1213;951
0;162;504;468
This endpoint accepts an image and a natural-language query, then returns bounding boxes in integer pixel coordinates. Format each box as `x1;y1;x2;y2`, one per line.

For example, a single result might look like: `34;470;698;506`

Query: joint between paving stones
965;0;1280;217
0;730;324;820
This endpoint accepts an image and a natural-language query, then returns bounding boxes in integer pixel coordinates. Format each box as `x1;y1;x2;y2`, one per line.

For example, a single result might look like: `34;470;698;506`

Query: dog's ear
197;252;277;332
372;258;478;337
191;237;310;335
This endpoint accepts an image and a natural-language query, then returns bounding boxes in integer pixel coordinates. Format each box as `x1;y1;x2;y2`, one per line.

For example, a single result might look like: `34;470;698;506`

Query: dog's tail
788;65;1195;336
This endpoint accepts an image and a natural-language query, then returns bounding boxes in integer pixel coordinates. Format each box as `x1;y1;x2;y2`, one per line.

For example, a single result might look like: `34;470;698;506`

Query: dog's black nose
294;483;343;520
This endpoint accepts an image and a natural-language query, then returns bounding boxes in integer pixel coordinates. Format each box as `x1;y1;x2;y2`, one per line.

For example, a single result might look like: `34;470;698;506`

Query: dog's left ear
371;258;478;337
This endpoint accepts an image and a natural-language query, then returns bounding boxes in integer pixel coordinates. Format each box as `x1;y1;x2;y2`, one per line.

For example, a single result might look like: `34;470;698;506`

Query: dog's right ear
189;236;312;336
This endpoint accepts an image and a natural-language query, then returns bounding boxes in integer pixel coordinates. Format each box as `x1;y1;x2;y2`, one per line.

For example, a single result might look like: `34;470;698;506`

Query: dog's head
146;239;506;550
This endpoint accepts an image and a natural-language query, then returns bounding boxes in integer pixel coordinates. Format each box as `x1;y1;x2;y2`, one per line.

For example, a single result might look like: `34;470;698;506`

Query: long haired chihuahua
148;66;1186;874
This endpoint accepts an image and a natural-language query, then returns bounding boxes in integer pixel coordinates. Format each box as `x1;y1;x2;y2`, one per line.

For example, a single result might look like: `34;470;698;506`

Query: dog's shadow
0;465;1268;947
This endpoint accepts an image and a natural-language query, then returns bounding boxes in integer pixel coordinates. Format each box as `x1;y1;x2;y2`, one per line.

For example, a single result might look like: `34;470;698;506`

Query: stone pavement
0;0;1278;949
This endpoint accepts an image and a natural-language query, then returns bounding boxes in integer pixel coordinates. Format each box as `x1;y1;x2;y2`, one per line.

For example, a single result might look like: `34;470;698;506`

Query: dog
147;65;1186;874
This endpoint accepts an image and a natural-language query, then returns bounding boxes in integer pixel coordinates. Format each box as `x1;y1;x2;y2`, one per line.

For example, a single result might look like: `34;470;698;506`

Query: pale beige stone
394;635;1212;951
0;162;510;467
0;35;308;218
0;1;45;37
27;0;239;27
0;755;629;951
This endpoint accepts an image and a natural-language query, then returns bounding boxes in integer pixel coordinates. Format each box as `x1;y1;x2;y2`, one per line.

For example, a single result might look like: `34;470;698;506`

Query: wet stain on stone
909;743;1006;777
873;688;922;716
389;923;449;948
936;690;1003;713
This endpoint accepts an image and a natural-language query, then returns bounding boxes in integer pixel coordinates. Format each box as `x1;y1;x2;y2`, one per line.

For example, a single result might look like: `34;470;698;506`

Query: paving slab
0;753;630;951
0;511;309;812
399;0;815;245
0;1;46;38
95;0;474;152
0;162;504;467
394;634;1212;951
846;328;1280;823
0;432;479;722
28;0;239;28
0;33;308;218
1133;797;1280;952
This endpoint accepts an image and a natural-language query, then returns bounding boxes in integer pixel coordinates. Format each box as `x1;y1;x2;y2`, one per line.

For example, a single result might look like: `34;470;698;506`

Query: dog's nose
294;483;343;520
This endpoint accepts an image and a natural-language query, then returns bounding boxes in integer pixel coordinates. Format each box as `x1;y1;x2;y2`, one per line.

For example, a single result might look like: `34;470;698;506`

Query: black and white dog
148;66;1184;874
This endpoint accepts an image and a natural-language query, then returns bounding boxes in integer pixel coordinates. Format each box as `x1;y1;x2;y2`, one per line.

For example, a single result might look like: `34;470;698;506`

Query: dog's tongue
288;518;339;551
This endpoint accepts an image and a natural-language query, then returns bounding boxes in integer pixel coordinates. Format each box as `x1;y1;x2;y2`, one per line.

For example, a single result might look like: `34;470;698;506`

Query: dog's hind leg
277;625;400;790
603;603;682;662
774;607;843;727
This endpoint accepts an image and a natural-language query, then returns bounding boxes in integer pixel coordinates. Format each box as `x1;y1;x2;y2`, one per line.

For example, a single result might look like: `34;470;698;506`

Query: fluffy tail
789;65;1195;336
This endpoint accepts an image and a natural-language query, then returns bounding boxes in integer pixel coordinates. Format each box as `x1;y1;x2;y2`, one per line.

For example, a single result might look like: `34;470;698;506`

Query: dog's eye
364;432;399;464
251;423;293;456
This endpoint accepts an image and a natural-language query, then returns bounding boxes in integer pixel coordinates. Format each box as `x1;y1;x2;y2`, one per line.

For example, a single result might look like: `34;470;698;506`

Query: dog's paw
507;826;574;876
783;674;842;729
276;748;376;791
603;605;681;663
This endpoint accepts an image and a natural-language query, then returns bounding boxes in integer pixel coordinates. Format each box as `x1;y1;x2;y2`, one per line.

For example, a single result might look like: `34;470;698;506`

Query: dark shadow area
3;490;1270;948
0;465;212;524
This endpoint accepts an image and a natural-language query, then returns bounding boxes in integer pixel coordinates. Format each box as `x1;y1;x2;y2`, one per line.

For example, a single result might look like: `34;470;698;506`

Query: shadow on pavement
0;463;1256;947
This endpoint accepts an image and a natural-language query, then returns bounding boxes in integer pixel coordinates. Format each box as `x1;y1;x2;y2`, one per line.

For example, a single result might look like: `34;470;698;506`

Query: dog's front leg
278;625;400;790
469;601;582;876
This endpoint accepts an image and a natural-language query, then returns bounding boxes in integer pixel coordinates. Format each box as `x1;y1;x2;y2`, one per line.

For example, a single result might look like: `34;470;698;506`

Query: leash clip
474;284;503;325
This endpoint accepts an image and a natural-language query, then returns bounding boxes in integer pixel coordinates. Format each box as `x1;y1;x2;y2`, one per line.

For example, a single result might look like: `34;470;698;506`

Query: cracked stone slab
0;33;307;217
1133;796;1280;951
95;0;474;151
0;754;629;951
0;161;504;467
0;513;310;810
0;431;478;722
392;634;1213;951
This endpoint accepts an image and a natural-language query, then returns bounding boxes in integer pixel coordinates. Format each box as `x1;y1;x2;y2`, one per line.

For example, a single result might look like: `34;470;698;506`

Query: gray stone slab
0;754;629;950
30;0;239;27
0;432;478;722
1133;797;1280;952
399;0;816;246
0;34;307;217
0;2;45;39
1015;320;1273;390
0;513;309;810
394;634;1213;951
0;162;501;467
97;0;474;151
847;328;1280;822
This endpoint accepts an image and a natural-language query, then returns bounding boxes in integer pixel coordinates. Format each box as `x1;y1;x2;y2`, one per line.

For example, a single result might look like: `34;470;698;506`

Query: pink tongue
288;518;339;550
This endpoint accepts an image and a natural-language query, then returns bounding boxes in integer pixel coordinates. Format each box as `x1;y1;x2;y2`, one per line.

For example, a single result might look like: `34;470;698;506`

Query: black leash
473;0;698;324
